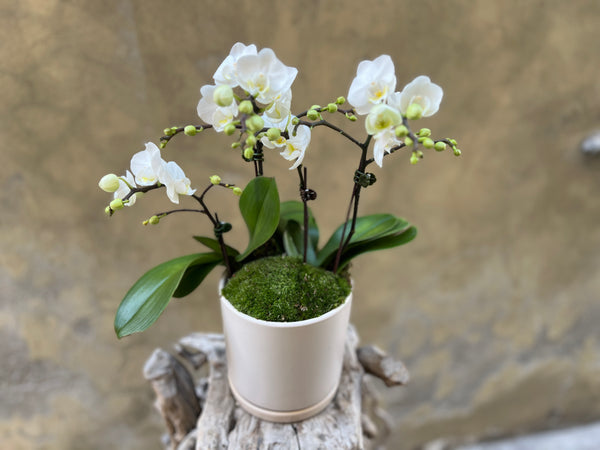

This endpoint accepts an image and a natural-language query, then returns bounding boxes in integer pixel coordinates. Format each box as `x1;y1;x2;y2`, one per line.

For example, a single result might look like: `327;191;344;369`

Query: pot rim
219;277;353;329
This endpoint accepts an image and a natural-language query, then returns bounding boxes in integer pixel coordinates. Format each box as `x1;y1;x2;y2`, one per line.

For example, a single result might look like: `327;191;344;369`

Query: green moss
222;256;351;322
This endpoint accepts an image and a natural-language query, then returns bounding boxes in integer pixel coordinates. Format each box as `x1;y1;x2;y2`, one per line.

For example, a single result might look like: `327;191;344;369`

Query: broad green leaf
173;256;222;298
282;220;318;265
237;177;280;261
114;253;221;338
335;226;417;271
193;236;240;257
279;201;319;248
317;214;410;266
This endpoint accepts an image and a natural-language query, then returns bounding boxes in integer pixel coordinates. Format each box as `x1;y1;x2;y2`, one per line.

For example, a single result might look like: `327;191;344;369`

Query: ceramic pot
219;279;352;423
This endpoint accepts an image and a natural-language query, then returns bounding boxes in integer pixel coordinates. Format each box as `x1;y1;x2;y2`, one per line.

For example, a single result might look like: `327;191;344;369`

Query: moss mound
222;256;351;322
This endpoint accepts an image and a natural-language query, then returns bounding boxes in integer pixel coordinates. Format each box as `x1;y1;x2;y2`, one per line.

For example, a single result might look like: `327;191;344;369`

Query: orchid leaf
237;177;280;261
114;253;221;338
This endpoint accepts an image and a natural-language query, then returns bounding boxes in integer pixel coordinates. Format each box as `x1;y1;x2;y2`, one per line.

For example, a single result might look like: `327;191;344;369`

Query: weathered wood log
144;325;407;449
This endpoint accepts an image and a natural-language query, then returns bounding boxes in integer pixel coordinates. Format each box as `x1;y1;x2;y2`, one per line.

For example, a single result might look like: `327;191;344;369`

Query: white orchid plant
99;43;461;338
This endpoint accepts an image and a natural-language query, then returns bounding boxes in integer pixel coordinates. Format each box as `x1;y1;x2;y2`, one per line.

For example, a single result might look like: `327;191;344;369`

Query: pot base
228;375;338;423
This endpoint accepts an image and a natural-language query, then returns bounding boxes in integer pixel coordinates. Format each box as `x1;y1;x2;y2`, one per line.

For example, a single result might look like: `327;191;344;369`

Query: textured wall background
2;0;600;449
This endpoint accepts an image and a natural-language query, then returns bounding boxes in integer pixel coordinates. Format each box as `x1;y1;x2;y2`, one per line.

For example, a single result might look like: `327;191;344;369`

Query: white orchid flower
114;170;137;206
397;75;443;119
158;161;196;204
280;124;311;170
213;42;258;87
235;48;298;105
130;142;165;186
365;104;402;136
196;84;239;132
260;114;289;149
372;128;401;168
347;55;396;115
264;88;292;124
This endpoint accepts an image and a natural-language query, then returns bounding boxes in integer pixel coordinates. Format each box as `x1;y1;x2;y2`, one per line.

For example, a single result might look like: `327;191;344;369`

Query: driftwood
143;325;408;450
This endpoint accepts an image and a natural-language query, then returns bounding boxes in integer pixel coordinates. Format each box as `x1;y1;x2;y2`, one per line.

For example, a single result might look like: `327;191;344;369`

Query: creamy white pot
219;279;352;423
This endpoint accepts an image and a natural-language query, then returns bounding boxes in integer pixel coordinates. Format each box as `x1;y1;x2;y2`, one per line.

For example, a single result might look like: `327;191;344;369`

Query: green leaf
279;201;319;248
336;226;417;271
282;219;319;265
237;177;280;261
114;253;221;338
173;257;222;298
317;214;411;267
193;236;240;257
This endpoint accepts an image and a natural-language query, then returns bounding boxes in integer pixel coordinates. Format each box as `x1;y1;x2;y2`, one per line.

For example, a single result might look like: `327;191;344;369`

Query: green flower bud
449;139;457;146
345;112;357;121
231;142;241;149
327;103;338;113
406;103;424;120
266;127;281;141
405;137;414;147
184;125;197;136
232;187;243;196
307;109;320;121
434;141;446;152
171;126;178;132
291;117;300;125
245;135;257;146
159;141;167;149
418;128;431;137
98;174;120;193
109;198;124;210
336;96;346;105
239;100;254;115
422;138;435;149
310;104;321;110
163;128;173;136
213;85;234;107
395;125;408;138
417;150;424;158
224;123;237;135
244;147;254;159
149;215;160;225
142;219;149;225
454;148;462;156
245;115;264;132
105;206;112;216
210;175;221;185
410;152;419;165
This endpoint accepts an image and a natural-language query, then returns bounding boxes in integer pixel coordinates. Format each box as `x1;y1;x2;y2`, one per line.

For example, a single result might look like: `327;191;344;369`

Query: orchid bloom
264;88;292;124
397;75;443;119
364;104;402;136
213;43;258;87
114;170;137;206
280;124;311;170
235;48;298;105
196;84;238;132
347;55;396;115
372;128;402;168
158;161;196;204
130;142;165;186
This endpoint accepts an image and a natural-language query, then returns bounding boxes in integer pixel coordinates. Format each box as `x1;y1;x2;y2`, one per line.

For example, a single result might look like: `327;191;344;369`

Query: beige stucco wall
2;1;600;448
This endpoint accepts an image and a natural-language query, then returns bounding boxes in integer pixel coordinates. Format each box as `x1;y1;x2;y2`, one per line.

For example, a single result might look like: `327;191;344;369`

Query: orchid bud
422;138;434;149
224;124;236;135
245;135;257;146
147;215;159;225
418;128;431;137
239;100;253;115
210;175;221;185
266;127;281;141
395;125;408;138
406;103;424;120
109;198;124;210
232;187;243;196
99;174;120;193
231;142;241;149
434;141;446;152
213;85;234;107
336;96;346;105
307;109;320;121
410;152;419;165
405;137;414;147
291;117;300;125
454;148;462;156
327;103;338;113
244;147;254;159
105;206;112;216
245;115;264;132
159;142;167;149
184;125;197;136
163;128;174;136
